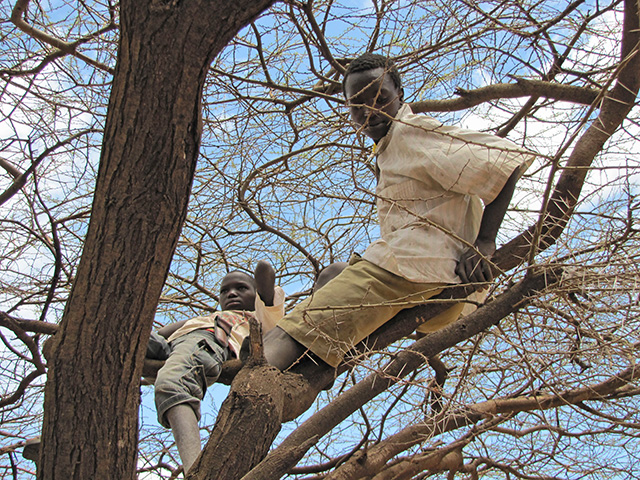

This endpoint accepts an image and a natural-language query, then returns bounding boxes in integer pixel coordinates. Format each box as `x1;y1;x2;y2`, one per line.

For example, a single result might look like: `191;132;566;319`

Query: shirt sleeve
427;122;534;204
254;285;285;333
394;113;535;205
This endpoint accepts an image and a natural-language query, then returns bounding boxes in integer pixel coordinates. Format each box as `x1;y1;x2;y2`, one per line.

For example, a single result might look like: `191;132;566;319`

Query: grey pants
153;329;228;428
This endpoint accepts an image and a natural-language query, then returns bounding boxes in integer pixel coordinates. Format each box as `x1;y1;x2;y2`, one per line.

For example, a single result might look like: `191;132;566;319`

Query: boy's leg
263;263;348;370
263;326;308;370
154;330;228;472
277;255;447;368
165;404;201;473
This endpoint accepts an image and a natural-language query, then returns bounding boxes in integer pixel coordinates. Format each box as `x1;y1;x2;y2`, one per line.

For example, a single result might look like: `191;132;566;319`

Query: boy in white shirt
264;53;534;371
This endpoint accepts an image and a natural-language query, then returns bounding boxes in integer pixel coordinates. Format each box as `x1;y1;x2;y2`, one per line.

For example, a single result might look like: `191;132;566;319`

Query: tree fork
187;318;283;480
188;318;322;480
243;267;560;480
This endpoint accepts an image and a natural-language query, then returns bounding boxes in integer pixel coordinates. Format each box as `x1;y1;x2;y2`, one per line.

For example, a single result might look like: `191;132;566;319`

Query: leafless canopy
1;0;639;479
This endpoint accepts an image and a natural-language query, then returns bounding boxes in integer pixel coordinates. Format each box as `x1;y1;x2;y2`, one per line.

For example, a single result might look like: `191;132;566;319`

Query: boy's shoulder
398;104;442;128
383;105;444;147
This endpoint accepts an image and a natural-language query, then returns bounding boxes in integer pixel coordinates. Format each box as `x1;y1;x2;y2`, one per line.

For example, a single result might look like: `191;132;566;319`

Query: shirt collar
374;103;412;155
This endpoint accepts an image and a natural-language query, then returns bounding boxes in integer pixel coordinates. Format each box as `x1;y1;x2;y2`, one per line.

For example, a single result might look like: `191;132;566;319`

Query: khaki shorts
279;255;464;367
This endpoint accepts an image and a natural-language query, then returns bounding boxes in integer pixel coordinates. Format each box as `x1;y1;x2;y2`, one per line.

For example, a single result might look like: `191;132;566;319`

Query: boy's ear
399;87;404;102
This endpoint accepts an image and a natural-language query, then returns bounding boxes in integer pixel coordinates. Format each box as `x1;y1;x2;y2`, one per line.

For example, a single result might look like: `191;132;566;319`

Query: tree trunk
38;1;275;479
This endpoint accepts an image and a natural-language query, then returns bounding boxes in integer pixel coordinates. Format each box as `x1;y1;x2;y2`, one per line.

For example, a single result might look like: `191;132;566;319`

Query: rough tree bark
38;1;275;479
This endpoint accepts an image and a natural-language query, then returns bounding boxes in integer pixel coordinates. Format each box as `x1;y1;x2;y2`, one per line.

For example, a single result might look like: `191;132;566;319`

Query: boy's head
343;53;404;142
219;271;257;311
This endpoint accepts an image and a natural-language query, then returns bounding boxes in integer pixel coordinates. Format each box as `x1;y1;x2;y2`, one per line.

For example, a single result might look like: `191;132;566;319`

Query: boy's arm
455;166;522;286
157;319;189;339
254;260;275;307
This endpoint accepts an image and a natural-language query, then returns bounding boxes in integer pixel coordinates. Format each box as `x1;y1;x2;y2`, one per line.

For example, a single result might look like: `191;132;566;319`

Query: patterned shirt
167;286;285;356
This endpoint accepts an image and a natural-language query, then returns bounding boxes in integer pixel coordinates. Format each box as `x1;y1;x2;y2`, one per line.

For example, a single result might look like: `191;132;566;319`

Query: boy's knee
154;372;180;396
263;326;307;370
146;331;171;360
154;374;203;428
157;398;201;429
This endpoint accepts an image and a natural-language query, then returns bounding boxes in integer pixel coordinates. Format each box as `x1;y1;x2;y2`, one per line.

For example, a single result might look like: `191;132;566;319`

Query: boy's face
219;272;257;311
344;67;403;142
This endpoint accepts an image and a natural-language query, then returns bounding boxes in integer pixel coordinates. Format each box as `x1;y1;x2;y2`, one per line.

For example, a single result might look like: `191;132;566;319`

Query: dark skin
344;67;522;286
344;67;403;143
157;260;276;338
313;262;348;292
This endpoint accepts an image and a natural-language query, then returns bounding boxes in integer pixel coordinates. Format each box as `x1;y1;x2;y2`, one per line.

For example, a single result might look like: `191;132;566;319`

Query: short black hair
221;270;257;288
342;53;403;96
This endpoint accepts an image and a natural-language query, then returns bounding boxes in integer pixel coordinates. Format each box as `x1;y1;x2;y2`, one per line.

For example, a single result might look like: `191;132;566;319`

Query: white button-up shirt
363;104;534;284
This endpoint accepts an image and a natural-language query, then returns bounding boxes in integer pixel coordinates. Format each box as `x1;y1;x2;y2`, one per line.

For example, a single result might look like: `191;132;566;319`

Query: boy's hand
455;238;496;288
457;166;522;289
254;260;276;306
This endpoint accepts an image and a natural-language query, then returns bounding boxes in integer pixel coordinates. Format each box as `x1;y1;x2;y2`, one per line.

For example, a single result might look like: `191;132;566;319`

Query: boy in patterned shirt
148;260;284;472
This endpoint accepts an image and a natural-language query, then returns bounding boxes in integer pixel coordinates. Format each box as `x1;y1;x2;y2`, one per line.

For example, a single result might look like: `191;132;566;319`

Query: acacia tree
2;1;639;479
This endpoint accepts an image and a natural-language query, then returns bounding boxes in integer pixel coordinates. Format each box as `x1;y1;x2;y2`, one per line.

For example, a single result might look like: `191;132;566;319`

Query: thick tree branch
37;1;277;478
411;79;601;113
0;312;59;336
